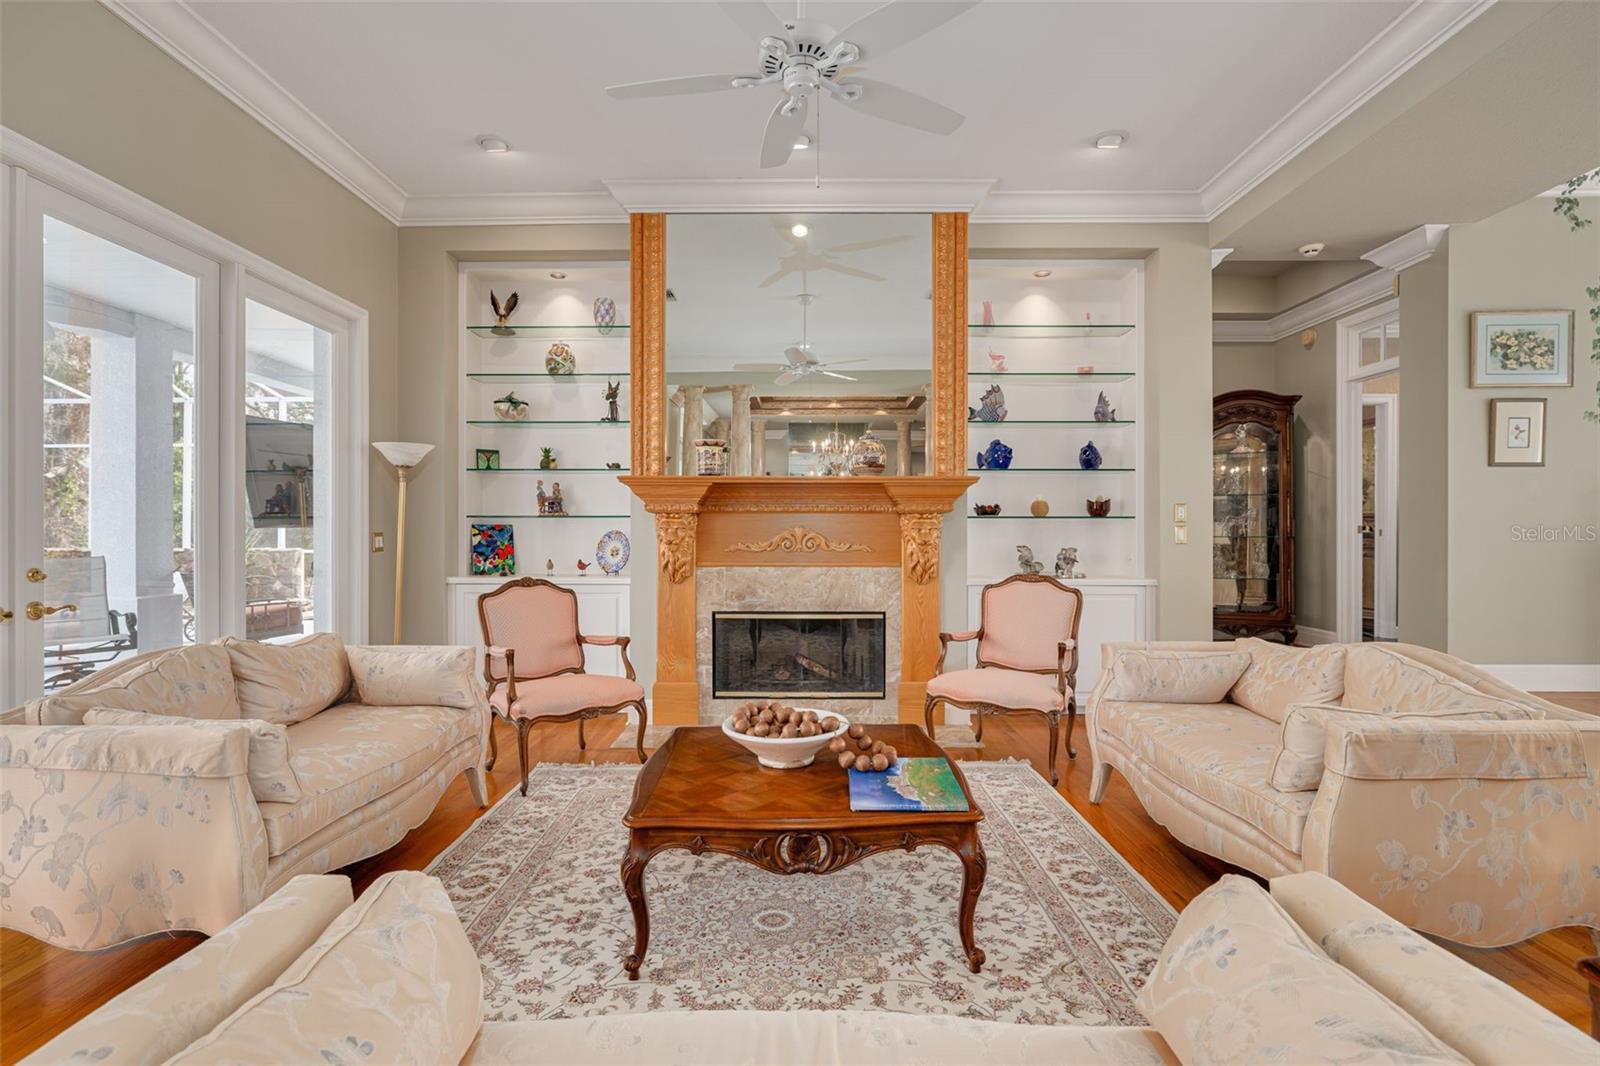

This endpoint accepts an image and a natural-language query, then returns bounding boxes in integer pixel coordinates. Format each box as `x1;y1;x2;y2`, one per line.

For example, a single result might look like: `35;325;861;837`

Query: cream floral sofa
1088;638;1600;948
1;636;488;951
24;869;1593;1065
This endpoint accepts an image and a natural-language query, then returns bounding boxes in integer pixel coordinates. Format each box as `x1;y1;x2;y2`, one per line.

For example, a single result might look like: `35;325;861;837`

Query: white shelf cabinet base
446;576;633;681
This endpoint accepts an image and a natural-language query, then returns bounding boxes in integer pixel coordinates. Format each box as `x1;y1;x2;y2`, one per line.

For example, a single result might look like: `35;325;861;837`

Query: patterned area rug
428;762;1174;1025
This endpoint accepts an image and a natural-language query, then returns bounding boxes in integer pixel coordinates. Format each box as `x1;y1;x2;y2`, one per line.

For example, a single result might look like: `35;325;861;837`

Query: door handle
25;567;47;583
25;601;77;622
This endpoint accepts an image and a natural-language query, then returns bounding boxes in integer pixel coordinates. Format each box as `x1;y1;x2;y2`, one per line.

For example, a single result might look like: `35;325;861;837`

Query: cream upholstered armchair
924;574;1083;785
478;578;646;794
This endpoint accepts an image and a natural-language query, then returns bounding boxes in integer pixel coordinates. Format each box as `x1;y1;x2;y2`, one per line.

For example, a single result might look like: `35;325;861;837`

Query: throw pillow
24;644;240;725
1102;650;1251;704
345;645;478;710
222;633;350;726
1228;638;1346;723
1138;874;1467;1065
83;707;303;803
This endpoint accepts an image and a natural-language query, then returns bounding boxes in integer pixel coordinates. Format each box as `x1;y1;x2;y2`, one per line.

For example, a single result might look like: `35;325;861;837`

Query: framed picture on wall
1469;310;1574;387
1488;398;1547;466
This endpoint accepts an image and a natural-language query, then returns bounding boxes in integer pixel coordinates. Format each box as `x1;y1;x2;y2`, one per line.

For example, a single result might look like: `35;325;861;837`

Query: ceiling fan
605;1;978;168
734;292;864;383
759;218;911;288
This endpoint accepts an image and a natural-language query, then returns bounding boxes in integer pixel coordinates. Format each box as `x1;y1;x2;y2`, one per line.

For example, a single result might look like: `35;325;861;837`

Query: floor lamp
373;441;434;644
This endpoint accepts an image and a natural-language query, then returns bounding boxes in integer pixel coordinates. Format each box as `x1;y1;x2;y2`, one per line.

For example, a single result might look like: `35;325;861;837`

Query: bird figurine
576;559;591;576
545;558;555;578
489;290;519;336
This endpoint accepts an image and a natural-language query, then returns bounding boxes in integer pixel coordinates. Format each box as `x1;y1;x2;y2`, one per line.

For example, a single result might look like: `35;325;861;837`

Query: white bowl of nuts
722;702;848;769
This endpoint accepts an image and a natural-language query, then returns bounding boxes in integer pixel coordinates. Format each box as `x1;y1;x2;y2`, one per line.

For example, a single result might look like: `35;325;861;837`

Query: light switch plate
1173;525;1189;545
1173;503;1188;524
371;531;385;553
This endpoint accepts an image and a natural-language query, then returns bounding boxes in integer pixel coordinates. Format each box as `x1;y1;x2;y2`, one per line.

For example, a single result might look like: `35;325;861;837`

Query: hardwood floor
4;698;1596;1063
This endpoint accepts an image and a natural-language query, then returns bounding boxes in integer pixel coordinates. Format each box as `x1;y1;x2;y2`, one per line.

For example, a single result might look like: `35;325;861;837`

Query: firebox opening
711;611;887;700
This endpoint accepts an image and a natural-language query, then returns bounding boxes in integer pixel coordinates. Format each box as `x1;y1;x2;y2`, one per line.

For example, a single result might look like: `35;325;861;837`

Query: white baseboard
1296;626;1339;646
1479;664;1600;693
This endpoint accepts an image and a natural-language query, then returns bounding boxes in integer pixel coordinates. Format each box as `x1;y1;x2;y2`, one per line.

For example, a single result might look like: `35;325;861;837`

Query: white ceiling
110;0;1486;224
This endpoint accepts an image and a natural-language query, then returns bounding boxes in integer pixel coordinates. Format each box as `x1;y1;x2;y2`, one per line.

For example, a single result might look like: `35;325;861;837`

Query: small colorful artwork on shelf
470;523;516;575
493;392;529;420
539;447;557;470
1086;496;1111;517
975;439;1013;470
593;296;617;335
1093;391;1117;422
601;380;622;422
987;348;1007;372
970;384;1007;422
536;479;565;515
474;448;501;470
1055;547;1083;579
1079;440;1103;470
1017;545;1044;575
596;529;631;575
488;290;518;336
546;341;576;375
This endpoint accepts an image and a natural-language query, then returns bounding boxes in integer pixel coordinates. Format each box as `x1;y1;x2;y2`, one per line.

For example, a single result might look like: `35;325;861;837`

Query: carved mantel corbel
899;513;942;585
655;512;697;584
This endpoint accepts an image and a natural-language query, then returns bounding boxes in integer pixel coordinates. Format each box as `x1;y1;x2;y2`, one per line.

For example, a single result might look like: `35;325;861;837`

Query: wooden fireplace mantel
623;475;975;725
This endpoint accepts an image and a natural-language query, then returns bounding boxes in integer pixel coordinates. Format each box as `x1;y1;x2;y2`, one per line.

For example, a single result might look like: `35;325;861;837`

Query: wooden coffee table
619;724;986;980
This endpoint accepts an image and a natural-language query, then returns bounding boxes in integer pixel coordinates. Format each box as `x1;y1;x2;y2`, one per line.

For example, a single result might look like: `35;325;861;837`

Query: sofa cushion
1139;874;1468;1065
259;702;477;855
1102;650;1251;704
223;632;351;726
1270;871;1598;1066
23;644;239;725
927;667;1065;711
489;673;645;719
167;872;481;1066
1269;702;1526;792
1097;701;1314;853
1342;645;1542;718
347;644;479;709
83;707;303;803
1228;639;1346;724
21;875;352;1066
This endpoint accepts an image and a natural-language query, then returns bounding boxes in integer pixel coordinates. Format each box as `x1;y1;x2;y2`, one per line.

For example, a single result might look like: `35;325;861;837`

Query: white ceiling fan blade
717;1;785;43
818;261;886;283
775;368;803;385
839;77;964;135
826;1;980;60
819;371;859;381
733;362;787;371
757;266;794;288
825;235;913;254
784;346;818;365
606;74;754;99
818;358;867;366
760;95;809;168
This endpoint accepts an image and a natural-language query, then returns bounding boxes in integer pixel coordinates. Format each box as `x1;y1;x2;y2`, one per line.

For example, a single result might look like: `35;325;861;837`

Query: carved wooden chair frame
477;577;646;795
923;573;1083;786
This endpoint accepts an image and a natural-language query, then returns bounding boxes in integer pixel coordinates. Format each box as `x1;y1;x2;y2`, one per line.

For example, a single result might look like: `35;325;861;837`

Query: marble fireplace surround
621;476;975;726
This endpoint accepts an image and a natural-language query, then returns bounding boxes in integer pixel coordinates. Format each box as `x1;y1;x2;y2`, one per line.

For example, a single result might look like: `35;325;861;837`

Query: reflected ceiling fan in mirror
760;218;910;288
734;290;864;384
605;0;978;168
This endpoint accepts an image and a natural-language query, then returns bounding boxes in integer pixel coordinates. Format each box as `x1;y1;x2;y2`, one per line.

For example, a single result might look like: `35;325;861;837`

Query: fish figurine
1079;440;1103;470
1093;391;1116;422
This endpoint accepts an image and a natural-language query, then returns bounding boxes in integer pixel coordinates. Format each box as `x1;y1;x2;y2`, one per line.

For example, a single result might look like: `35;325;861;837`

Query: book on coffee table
847;757;970;813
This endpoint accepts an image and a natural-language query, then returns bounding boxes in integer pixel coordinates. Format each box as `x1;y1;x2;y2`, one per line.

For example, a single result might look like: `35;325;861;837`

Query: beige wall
1396;247;1452;651
973;223;1214;639
1213;343;1277;395
1213;275;1276;316
0;0;401;640
1442;198;1599;663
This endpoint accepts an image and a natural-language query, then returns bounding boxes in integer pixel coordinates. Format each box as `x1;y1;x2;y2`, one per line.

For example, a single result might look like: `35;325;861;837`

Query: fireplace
711;611;887;700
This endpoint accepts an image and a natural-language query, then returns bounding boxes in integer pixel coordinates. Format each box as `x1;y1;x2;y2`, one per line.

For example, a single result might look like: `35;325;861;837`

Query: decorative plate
596;529;630;575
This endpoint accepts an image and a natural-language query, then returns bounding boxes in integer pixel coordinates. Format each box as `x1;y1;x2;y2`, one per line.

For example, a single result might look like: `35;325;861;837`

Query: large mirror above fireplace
663;213;933;476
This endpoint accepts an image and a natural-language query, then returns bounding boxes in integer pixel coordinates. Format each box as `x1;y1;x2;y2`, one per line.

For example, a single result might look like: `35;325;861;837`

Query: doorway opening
1336;300;1400;643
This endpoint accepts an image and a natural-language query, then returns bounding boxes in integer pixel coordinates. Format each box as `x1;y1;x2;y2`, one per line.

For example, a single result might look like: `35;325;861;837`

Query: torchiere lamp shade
373;441;435;468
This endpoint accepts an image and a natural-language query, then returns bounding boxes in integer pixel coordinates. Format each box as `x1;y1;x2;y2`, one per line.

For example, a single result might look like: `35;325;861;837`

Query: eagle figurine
489;290;519;335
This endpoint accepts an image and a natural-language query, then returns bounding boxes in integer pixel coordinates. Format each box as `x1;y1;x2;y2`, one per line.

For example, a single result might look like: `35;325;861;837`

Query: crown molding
1212;267;1394;343
602;178;996;213
102;0;406;224
972;189;1206;223
1211;248;1235;269
401;192;625;226
1198;0;1493;218
1362;223;1448;271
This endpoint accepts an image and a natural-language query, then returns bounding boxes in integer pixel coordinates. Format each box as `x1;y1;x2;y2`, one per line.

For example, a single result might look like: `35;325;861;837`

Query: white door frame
1335;299;1400;643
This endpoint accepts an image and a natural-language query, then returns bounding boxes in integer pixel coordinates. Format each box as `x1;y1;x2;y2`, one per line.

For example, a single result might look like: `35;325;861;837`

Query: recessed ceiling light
875;409;887;415
791;223;809;238
1094;131;1126;150
1297;242;1326;258
548;271;567;280
1033;269;1053;278
779;409;792;416
793;134;812;151
827;401;840;408
475;134;511;154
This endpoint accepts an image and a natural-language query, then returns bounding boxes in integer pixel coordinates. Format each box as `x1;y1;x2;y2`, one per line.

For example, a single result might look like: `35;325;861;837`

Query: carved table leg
955;825;987;973
620;836;651;981
1045;712;1061;787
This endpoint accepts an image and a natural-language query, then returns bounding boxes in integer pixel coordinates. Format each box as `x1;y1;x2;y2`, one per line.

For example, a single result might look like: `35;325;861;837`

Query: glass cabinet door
1213;421;1283;615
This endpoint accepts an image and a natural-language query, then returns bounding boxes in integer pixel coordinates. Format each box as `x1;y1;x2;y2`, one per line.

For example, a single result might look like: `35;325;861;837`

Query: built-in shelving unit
458;263;633;584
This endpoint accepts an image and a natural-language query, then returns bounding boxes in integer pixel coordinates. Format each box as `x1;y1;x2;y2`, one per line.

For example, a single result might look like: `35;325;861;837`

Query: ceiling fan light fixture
1094;131;1126;150
791;223;809;237
793;134;812;151
548;271;567;280
475;134;511;154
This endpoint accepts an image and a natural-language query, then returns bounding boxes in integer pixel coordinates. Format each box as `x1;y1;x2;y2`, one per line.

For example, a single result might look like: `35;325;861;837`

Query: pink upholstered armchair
478;578;647;794
924;574;1083;785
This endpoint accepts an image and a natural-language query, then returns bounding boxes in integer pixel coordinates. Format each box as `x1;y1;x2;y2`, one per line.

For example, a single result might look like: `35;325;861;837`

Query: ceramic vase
546;342;576;375
593;296;617;336
694;438;728;476
1030;497;1050;517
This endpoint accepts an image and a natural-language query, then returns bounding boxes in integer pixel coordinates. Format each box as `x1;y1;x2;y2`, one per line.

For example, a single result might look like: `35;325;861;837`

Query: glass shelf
466;420;629;426
467;324;630;337
969;324;1135;338
969;419;1136;425
969;466;1135;473
467;372;630;382
244;468;311;475
466;467;628;473
968;372;1134;381
969;514;1136;520
466;513;630;520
